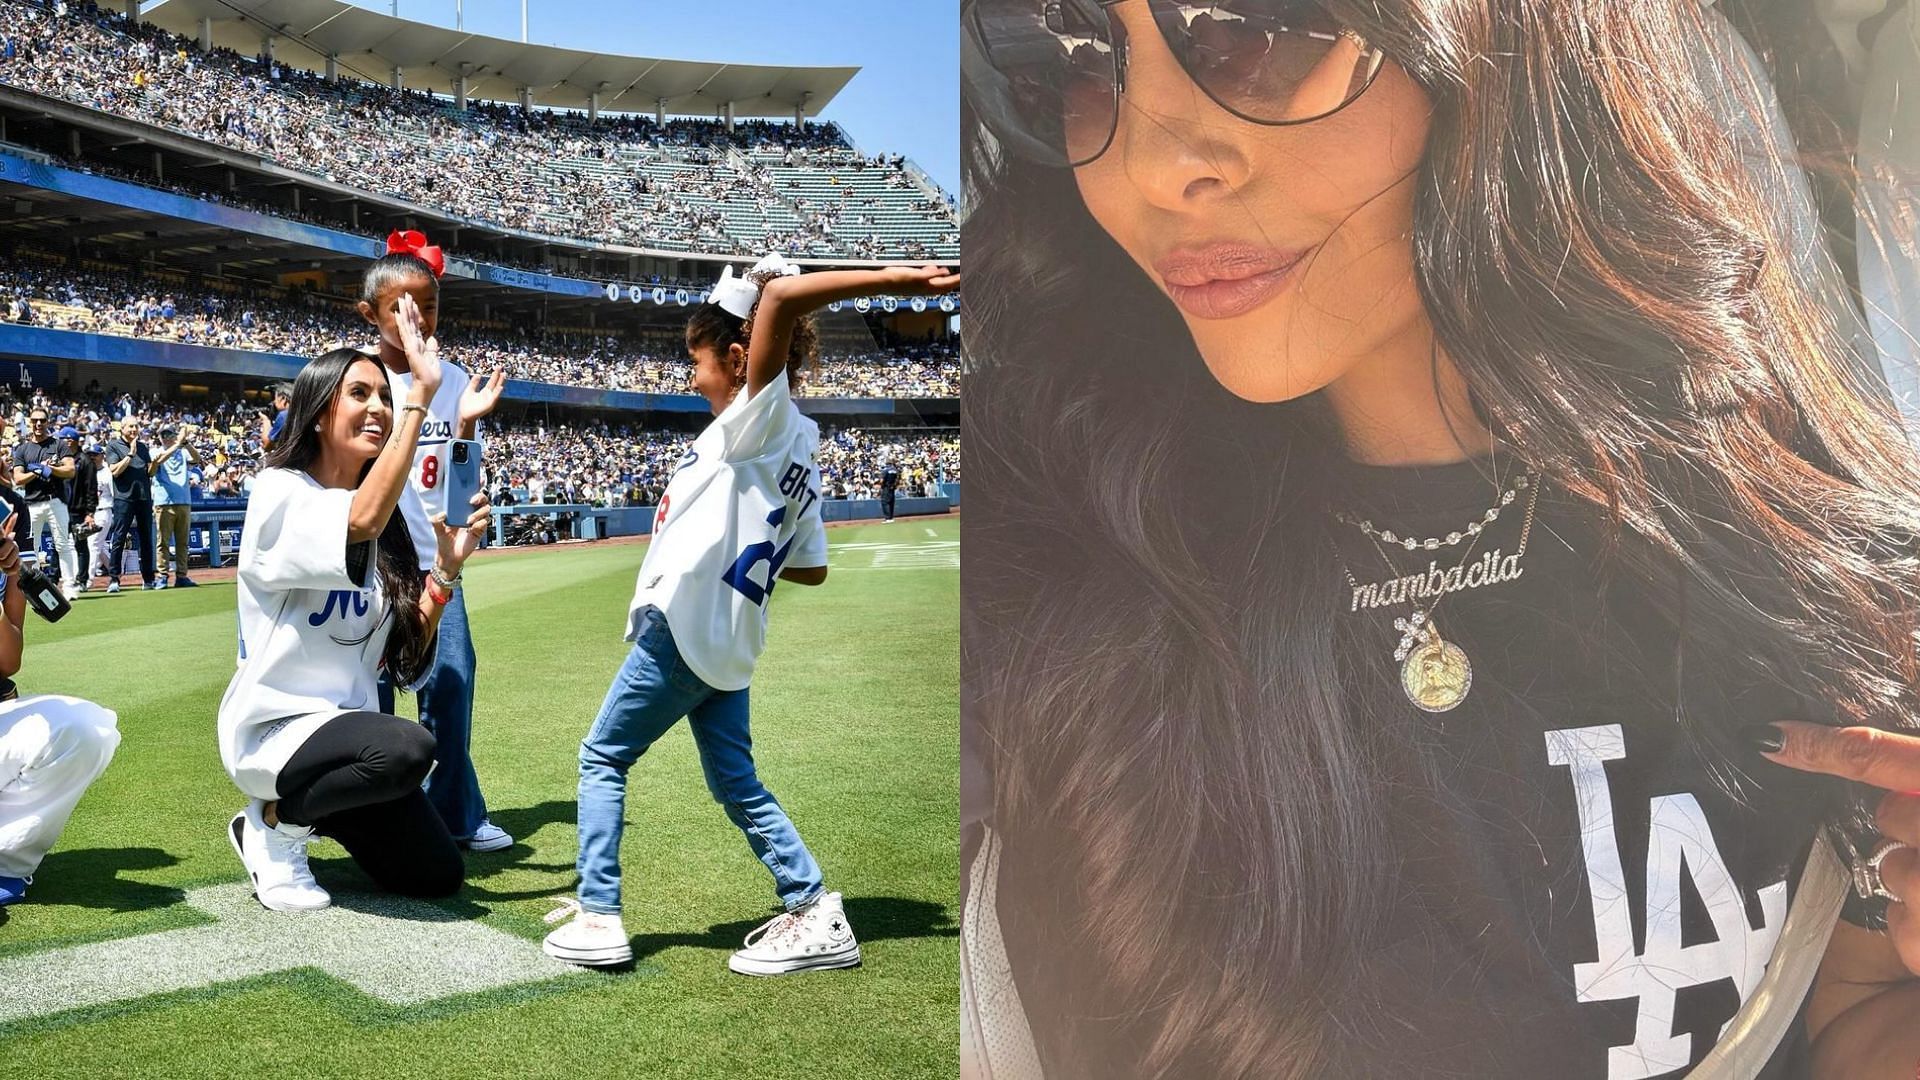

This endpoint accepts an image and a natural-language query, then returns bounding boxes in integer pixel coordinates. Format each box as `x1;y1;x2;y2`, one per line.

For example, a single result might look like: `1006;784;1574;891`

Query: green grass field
0;518;959;1079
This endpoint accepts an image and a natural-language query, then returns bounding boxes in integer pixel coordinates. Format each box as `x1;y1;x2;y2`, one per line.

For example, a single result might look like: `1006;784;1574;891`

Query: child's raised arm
746;265;960;397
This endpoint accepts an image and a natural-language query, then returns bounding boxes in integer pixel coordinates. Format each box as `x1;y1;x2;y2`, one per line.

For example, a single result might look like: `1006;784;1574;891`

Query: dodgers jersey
628;372;828;691
388;357;481;571
218;468;395;800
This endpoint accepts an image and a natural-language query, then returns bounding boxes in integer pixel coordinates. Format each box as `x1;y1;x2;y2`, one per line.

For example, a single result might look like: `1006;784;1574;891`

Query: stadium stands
0;384;958;509
0;0;959;260
0;257;961;398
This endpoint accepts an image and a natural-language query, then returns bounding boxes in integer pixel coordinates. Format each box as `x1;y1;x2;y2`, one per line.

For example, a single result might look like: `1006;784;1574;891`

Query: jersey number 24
721;462;817;606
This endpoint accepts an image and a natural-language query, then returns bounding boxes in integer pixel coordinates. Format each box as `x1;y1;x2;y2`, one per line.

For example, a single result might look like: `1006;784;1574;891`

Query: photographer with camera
11;408;80;601
79;444;112;584
63;428;101;586
151;424;202;588
0;509;120;906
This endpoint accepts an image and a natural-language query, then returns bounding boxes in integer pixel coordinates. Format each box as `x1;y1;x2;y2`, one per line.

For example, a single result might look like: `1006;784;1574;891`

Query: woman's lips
1157;244;1314;320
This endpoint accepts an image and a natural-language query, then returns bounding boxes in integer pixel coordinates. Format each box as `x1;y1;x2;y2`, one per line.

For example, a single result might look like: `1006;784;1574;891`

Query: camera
16;561;69;623
452;442;470;466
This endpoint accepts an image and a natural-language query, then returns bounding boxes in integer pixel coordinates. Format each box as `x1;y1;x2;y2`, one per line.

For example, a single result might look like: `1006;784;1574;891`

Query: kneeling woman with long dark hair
219;295;491;911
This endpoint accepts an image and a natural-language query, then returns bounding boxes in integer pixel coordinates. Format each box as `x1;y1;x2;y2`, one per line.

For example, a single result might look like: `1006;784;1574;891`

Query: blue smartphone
425;438;483;527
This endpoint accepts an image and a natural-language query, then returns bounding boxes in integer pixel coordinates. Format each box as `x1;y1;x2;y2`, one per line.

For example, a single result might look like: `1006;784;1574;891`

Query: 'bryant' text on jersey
1547;723;1788;1080
653;456;819;540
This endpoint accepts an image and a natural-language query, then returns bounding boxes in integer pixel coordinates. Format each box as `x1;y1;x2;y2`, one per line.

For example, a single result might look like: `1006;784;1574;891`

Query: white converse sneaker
728;891;861;976
228;800;331;912
542;898;633;966
459;820;513;852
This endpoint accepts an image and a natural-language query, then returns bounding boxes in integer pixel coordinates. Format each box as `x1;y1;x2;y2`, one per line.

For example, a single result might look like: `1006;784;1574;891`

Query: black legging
274;711;463;898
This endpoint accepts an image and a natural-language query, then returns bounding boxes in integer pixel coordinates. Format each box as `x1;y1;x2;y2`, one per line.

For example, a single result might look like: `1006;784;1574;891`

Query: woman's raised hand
395;293;443;397
430;491;493;577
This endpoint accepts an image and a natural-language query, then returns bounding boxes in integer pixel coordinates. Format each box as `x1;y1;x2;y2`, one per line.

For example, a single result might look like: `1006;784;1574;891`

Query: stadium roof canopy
140;0;858;118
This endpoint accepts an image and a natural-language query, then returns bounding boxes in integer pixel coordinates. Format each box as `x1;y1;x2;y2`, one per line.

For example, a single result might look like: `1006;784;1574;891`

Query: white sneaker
227;800;331;912
459;819;513;852
541;899;633;966
728;891;861;976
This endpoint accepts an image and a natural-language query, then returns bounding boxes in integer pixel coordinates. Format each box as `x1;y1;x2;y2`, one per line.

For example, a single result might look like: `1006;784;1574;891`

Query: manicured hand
1763;721;1920;972
394;293;443;397
430;491;492;573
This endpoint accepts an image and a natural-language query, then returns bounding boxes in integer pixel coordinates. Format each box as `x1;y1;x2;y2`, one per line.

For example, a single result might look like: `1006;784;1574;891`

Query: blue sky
347;1;958;193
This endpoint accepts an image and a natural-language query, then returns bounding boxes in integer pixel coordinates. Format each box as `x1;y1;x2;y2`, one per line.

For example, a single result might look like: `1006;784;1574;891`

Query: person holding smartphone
355;232;511;854
219;311;492;912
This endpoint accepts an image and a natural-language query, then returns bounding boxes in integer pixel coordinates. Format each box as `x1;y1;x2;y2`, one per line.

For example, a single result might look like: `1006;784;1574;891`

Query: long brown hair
964;1;1920;1075
263;348;434;687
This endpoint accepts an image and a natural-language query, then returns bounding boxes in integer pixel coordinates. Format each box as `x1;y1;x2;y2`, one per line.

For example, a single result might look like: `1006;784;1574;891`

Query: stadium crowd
488;420;958;511
0;259;962;398
0;384;959;517
0;0;958;260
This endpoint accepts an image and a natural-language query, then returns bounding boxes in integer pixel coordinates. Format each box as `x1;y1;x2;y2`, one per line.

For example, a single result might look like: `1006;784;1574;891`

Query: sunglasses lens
966;0;1120;166
1155;1;1376;123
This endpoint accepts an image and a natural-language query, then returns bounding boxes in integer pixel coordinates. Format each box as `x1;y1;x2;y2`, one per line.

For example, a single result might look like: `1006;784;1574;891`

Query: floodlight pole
456;0;462;29
522;1;528;42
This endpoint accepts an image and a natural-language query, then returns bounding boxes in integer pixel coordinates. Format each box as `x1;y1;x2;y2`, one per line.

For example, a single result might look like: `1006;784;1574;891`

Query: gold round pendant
1401;633;1472;713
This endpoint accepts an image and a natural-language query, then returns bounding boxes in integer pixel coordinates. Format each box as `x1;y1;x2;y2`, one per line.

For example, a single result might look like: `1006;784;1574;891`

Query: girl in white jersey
219;307;492;913
354;233;514;856
543;255;959;972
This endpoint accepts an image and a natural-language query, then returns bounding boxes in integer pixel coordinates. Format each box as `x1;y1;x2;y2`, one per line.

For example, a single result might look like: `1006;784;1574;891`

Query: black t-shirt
11;437;66;503
1318;451;1837;1079
881;466;901;493
105;439;153;503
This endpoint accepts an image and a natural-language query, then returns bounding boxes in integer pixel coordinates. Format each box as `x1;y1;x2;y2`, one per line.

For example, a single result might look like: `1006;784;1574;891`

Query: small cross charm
1392;611;1430;661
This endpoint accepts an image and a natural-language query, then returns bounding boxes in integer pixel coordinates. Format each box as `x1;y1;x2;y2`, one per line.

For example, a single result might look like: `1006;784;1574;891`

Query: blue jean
106;498;154;584
377;587;487;839
576;606;824;915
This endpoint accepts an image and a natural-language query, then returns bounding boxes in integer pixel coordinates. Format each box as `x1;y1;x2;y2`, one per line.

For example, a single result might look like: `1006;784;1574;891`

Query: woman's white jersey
218;467;393;799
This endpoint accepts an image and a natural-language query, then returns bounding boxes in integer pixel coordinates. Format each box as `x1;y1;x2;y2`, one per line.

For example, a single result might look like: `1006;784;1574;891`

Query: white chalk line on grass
0;883;575;1024
829;540;960;570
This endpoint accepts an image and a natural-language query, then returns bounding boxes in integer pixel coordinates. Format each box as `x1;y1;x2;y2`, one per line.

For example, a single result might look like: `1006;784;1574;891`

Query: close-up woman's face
1069;2;1432;403
326;357;394;461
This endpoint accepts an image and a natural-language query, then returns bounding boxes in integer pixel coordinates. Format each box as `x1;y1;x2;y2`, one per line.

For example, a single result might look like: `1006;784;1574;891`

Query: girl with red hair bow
355;234;512;856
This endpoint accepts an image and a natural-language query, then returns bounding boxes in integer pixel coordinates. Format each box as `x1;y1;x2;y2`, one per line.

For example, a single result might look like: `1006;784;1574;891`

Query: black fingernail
1747;723;1785;753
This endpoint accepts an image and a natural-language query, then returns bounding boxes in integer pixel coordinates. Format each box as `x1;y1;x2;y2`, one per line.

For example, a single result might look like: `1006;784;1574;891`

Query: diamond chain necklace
1334;470;1541;713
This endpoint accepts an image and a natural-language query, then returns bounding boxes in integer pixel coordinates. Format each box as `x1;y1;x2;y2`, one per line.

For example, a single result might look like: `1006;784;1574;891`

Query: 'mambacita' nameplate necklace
1333;471;1541;712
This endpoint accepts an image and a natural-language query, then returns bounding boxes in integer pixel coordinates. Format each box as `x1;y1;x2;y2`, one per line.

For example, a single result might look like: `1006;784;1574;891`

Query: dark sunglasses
964;0;1386;168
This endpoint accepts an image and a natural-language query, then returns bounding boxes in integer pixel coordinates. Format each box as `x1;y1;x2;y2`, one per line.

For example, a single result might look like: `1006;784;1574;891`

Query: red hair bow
385;230;445;277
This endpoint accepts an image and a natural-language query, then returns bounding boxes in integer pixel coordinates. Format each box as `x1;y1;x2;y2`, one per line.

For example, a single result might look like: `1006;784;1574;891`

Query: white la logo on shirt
1545;725;1788;1079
